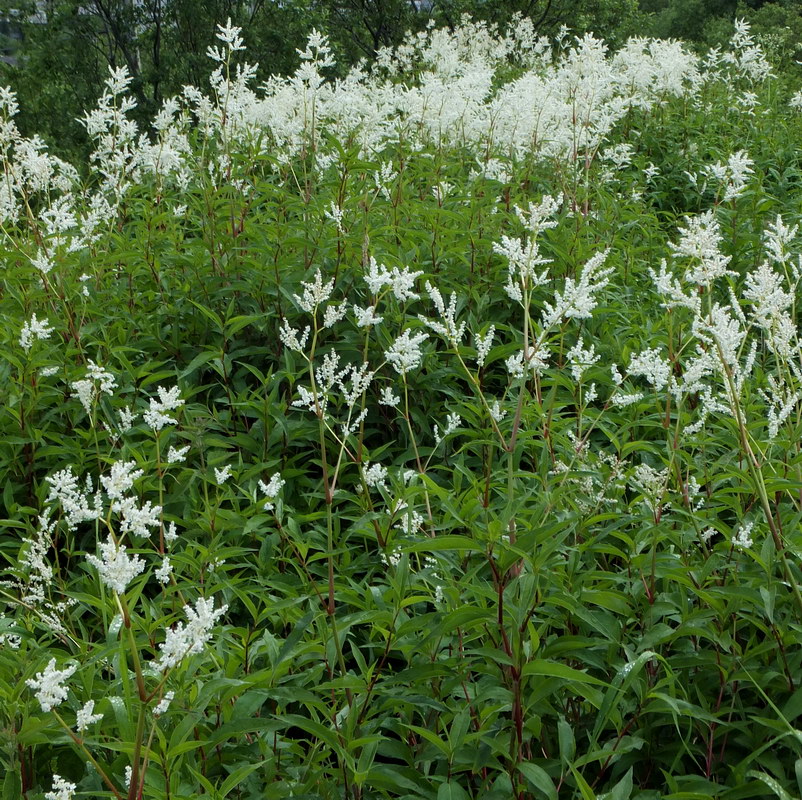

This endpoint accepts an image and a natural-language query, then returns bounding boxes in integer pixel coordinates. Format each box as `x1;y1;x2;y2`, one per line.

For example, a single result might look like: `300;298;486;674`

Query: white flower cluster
385;329;429;375
433;412;461;445
363;462;388;492
419;282;466;345
46;469;101;530
154;596;228;673
670;211;733;286
100;460;143;500
86;537;146;594
542;250;613;327
26;658;76;712
566;338;600;382
153;690;175;717
19;313;53;352
364;258;423;302
732;521;754;549
45;775;76;800
259;474;285;512
70;360;117;414
628;348;670;392
630;463;668;516
214;465;233;485
75;699;103;733
702;150;754;201
143;385;185;432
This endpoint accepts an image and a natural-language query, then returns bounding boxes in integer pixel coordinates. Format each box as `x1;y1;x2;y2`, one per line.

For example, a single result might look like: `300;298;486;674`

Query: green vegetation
3;12;802;800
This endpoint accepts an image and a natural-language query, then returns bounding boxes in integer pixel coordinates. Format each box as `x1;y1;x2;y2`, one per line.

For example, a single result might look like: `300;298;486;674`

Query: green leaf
219;762;265;797
437;780;470;800
519;763;558;800
521;660;608;686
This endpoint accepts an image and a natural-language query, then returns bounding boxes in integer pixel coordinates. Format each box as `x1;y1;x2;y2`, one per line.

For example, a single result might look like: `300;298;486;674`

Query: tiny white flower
26;658;76;712
154;596;228;673
153;690;174;717
75;699;103;733
164;522;178;544
45;775;76;800
214;465;233;485
611;392;644;407
475;326;495;368
701;527;717;544
20;313;54;352
259;474;285;511
353;304;383;327
155;556;173;585
385;329;428;375
86;537;146;594
101;461;143;501
118;406;137;432
363;462;388;491
294;270;334;313
732;521;754;549
167;445;190;464
378;386;400;407
490;400;506;422
323;301;347;328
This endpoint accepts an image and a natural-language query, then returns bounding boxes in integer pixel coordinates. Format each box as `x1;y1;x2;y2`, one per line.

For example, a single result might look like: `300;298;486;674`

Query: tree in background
0;0;321;158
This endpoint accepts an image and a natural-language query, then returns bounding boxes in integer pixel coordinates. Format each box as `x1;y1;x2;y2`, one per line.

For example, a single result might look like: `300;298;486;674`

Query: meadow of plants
5;13;802;799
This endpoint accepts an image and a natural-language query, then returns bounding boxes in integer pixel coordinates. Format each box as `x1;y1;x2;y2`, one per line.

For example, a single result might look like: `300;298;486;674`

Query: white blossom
154;596;228;673
353;304;383;327
20;314;53;351
214;465;233;485
167;445;190;464
279;320;310;352
732;521;754;549
143;385;184;431
86;537;146;594
119;406;137;432
566;338;599;382
671;211;733;286
45;775;76;800
475;326;495;368
388;265;423;302
26;658;76;712
628;348;670;391
109;496;161;539
363;462;388;491
433;412;461;445
155;556;173;585
259;474;285;511
75;699;103;733
385;329;429;374
153;690;175;717
100;461;143;500
294;270;334;313
611;392;644;407
378;386;400;407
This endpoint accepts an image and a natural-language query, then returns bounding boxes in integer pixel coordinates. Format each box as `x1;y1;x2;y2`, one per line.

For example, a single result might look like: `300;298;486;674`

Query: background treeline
0;0;800;160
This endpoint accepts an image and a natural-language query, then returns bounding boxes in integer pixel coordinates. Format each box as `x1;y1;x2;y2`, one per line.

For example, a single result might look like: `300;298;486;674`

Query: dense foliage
4;14;802;800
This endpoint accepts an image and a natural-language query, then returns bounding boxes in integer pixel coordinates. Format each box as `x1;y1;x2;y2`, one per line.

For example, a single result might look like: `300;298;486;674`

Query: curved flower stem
716;340;802;619
52;711;122;799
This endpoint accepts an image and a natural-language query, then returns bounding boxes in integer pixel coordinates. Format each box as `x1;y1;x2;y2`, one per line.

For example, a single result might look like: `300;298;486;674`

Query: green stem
52;710;122;799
